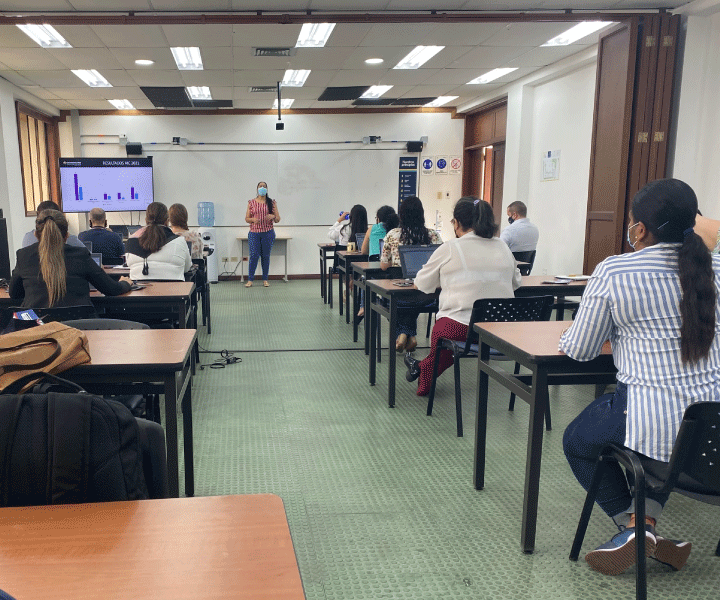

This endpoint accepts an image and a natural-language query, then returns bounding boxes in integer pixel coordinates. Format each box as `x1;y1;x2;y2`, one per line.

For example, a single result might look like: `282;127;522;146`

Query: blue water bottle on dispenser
197;202;218;283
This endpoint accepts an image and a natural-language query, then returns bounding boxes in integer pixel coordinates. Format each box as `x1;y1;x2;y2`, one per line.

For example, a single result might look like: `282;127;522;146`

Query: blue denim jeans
248;230;275;281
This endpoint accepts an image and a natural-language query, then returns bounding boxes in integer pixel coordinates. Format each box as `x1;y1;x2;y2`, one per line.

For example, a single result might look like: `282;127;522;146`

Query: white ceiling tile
232;24;302;48
47;99;77;110
387;0;465;7
0;71;38;87
52;26;106;48
481;23;576;47
45;87;111;100
0;0;72;9
303;70;336;87
19;87;61;100
0;49;68;70
289;47;356;71
90;25;169;48
102;70;140;87
69;1;152;9
129;98;156;110
181;70;233;86
341;47;412;70
327;70;381;87
281;86;327;100
108;47;178;70
424;23;508;47
149;0;231;8
72;99;125;109
0;26;49;48
450;45;533;69
46;48;124;70
285;99;314;109
447;82;503;96
377;68;440;86
207;86;233;99
16;70;87;87
233;87;273;99
421;68;494;85
401;83;457;96
198;47;234;70
324;24;374;48
127;69;186;86
232;52;294;71
506;45;591;68
360;23;439;47
233;69;286;86
230;98;276;109
421;46;477;69
161;25;234;48
310;99;353;109
309;0;388;8
99;86;149;100
232;0;309;8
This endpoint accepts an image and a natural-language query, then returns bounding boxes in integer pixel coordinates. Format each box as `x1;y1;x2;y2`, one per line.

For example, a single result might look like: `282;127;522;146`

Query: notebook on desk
398;245;440;281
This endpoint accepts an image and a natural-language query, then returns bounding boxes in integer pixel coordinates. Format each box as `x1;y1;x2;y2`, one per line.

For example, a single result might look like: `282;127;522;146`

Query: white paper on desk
557;275;590;281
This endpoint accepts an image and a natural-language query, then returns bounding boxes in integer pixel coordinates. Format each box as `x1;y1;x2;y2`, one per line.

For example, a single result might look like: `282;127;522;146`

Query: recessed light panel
365;58;384;65
108;99;134;110
135;59;155;66
393;46;444;70
273;99;295;109
171;47;203;70
361;85;393;99
17;24;71;48
187;86;212;100
296;23;336;48
72;69;112;88
542;21;615;46
281;69;311;87
468;68;518;84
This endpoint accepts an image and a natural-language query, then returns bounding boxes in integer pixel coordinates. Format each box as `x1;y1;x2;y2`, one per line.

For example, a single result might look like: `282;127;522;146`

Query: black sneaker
404;353;421;382
585;525;657;576
653;536;692;571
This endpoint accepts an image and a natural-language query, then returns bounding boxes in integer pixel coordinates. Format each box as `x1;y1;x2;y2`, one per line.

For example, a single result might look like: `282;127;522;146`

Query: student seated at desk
20;200;85;249
125;202;191;281
380;196;442;353
78;207;125;265
404;198;521;395
361;205;399;261
169;203;203;260
10;210;132;308
328;205;367;246
560;179;720;576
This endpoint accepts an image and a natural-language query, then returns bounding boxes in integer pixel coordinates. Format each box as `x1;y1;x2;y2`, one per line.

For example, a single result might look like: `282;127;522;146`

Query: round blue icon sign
422;159;433;170
437;158;447;169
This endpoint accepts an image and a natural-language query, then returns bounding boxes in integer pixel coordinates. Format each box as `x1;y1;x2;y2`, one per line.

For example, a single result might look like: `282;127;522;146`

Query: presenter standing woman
245;182;280;287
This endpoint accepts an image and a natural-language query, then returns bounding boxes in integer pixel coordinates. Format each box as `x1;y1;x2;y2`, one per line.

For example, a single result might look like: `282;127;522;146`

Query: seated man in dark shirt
78;207;125;264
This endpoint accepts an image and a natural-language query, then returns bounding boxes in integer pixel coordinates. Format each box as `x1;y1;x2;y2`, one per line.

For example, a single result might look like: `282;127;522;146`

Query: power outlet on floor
222;257;229;262
230;256;238;262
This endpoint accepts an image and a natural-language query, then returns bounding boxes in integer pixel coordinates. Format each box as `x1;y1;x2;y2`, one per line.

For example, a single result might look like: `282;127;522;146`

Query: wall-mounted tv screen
59;157;153;213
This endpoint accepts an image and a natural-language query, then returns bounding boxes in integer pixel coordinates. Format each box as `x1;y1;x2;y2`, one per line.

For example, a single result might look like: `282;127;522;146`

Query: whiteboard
149;148;403;226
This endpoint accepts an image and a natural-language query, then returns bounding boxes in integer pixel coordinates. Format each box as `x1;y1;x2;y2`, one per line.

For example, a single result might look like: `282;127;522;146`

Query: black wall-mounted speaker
126;143;143;156
406;141;424;153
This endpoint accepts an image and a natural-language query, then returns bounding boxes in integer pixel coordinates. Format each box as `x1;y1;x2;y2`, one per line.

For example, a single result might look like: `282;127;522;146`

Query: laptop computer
398;245;440;281
126;225;142;236
89;252;102;291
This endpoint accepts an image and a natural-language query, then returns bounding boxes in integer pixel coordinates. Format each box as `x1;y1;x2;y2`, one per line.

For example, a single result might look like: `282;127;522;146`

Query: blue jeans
563;382;669;524
248;230;275;281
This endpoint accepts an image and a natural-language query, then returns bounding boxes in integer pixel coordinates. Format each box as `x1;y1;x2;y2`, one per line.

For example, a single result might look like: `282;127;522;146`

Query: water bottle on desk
198;202;215;227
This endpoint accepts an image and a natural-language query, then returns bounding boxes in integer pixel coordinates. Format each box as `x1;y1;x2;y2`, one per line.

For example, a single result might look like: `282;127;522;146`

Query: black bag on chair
0;372;153;507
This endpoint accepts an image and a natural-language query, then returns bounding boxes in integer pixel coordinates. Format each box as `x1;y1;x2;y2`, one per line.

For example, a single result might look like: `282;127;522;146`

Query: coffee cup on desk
347;242;356;252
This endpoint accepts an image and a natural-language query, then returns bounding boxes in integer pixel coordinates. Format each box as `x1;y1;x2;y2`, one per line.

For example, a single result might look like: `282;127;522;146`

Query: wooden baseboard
218;274;321;281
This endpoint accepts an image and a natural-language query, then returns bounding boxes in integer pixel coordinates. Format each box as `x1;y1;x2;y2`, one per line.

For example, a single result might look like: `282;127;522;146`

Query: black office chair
427;296;554;437
570;401;720;600
34;305;98;322
63;318;161;424
512;250;536;276
191;258;211;334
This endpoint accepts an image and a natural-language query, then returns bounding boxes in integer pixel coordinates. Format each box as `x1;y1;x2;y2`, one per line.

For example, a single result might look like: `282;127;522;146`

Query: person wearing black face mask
499;201;539;253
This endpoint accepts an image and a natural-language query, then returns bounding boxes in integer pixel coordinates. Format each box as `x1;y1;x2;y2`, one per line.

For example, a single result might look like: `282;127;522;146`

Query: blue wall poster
398;156;418;209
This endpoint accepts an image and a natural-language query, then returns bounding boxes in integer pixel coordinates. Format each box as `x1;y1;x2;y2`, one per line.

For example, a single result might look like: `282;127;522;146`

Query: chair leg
376;317;382;363
327;267;333;308
631;463;648;600
544;401;552;431
508;362;520;411
715;537;720;557
426;312;432;338
570;458;608;561
453;354;463;437
426;340;444;416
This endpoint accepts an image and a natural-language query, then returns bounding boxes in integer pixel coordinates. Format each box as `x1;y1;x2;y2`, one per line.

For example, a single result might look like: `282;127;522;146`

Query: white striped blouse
560;244;720;462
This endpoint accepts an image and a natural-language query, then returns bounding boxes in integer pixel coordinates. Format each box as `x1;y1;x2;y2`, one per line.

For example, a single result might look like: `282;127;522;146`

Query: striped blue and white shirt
560;244;720;462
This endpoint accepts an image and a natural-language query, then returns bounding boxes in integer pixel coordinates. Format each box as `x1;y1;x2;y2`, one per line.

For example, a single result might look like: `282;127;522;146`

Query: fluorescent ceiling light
361;85;393;99
365;58;384;65
468;68;518;84
425;96;458;107
171;47;203;70
17;24;71;48
273;99;295;109
393;46;444;70
72;69;112;88
108;99;134;110
542;21;614;46
135;59;154;66
187;86;212;100
281;69;311;87
296;23;336;48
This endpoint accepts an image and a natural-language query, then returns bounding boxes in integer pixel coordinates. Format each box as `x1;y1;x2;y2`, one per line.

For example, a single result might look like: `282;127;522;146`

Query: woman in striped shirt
245;181;280;287
560;179;720;576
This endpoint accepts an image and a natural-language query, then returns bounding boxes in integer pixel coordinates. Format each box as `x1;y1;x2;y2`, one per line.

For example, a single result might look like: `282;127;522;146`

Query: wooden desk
366;279;438;408
336;250;368;322
238;234;292;282
473;321;615;554
318;243;344;303
351;262;401;350
515;276;587;320
64;329;197;498
102;265;130;277
0;494;305;600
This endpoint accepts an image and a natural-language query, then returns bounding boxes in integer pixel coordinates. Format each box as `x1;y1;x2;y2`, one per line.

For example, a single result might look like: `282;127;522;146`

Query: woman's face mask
258;187;268;196
627;222;640;249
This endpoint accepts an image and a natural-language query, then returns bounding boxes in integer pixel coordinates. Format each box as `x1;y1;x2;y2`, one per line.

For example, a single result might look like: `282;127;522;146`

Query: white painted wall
671;9;720;215
59;112;464;276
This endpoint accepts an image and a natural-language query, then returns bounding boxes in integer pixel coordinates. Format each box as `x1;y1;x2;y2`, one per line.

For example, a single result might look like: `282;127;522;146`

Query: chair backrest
20;305;98;323
82;241;92;253
378;238;384;257
512;250;536;276
398;244;441;279
462;295;555;353
62;318;150;330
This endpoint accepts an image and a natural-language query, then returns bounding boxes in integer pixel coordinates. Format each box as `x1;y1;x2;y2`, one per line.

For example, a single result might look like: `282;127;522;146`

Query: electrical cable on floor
198;345;429;353
198;348;242;370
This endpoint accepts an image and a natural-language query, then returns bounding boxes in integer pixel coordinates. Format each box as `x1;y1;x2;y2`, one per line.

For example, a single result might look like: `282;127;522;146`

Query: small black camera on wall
276;122;285;131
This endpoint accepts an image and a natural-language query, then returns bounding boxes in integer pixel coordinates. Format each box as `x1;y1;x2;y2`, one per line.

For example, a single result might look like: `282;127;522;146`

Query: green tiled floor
186;280;719;599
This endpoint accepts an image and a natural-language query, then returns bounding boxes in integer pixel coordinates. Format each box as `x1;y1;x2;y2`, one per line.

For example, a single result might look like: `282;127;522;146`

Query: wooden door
490;143;505;226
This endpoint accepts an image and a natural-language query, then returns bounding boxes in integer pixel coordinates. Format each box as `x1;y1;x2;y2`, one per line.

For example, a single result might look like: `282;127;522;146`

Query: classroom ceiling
0;1;692;113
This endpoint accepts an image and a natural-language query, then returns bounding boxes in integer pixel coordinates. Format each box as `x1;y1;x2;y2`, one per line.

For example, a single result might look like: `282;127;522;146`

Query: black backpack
0;373;149;507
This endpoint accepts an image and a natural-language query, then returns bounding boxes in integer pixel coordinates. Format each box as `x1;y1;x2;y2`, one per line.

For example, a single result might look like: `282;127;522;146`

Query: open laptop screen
398;245;440;280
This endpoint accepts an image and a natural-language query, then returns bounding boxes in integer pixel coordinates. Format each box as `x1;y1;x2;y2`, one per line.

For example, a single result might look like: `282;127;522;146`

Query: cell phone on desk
542;278;571;284
393;280;413;287
129;283;146;291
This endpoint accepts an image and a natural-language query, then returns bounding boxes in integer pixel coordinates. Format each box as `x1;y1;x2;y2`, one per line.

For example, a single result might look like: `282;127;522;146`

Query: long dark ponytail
35;209;68;306
453;196;497;238
631;178;716;363
140;201;169;253
349;204;368;242
398;196;430;245
257;181;274;216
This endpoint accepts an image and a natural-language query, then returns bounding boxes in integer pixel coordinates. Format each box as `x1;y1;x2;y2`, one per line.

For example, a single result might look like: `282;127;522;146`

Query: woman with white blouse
404;197;521;395
560;179;720;576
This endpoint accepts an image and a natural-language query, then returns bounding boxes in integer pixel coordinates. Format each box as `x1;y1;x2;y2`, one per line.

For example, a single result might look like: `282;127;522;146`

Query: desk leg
364;285;371;355
369;291;377;385
182;371;194;497
164;373;180;498
338;267;344;316
352;281;359;342
388;297;397;408
521;366;548;554
320;251;326;301
345;269;351;324
474;342;490;491
555;298;565;321
284;240;288;282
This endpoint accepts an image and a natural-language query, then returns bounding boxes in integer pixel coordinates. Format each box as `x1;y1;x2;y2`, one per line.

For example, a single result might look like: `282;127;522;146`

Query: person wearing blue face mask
245;181;281;287
499;201;539;253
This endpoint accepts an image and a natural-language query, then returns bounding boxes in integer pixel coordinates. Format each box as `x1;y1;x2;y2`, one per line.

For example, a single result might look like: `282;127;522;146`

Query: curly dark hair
398;196;430;245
